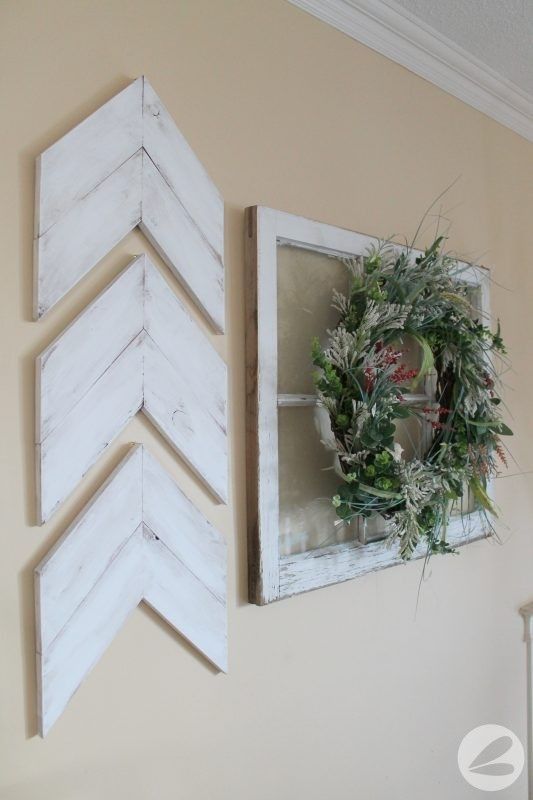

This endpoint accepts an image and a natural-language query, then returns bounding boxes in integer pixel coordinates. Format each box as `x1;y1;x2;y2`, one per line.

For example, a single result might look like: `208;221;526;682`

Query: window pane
395;413;430;460
398;333;421;372
450;487;475;516
276;247;481;551
277;244;349;395
276;244;436;398
277;405;455;552
468;284;482;317
277;405;357;555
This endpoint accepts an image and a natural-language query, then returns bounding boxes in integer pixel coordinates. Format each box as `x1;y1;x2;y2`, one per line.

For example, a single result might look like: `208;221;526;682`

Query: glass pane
277;405;447;552
395;413;430;460
468;284;482;317
277;245;349;395
450;486;476;516
275;251;481;553
398;334;421;373
277;405;357;555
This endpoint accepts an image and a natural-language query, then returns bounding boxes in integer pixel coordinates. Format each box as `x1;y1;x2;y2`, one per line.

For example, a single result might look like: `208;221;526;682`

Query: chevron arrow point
34;77;224;332
35;443;227;736
36;253;227;524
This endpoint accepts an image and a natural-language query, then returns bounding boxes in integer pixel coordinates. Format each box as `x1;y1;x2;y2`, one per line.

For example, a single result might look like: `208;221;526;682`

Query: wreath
311;236;511;560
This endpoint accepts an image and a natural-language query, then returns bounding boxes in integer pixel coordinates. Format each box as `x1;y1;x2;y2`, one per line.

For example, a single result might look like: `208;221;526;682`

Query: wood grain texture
35;150;143;319
245;206;492;604
143;335;227;503
36;254;227;523
245;207;280;605
35;445;227;737
142;78;223;260
38;334;144;523
279;515;490;599
34;76;224;331
36;258;145;443
141;152;224;333
35;77;143;237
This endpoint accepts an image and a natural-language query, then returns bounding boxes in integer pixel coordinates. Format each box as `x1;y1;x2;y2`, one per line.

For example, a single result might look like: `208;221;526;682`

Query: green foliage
311;236;511;560
409;333;434;388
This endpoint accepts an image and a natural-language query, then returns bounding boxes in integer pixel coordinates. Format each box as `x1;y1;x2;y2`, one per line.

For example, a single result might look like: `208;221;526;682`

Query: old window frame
245;206;492;604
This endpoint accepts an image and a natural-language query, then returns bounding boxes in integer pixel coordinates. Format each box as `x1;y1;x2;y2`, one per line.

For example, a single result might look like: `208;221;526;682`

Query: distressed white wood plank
37;527;145;736
35;150;142;318
143;449;226;601
277;393;317;407
144;261;226;430
279;512;490;599
37;256;145;442
35;445;227;736
36;447;143;652
142;78;223;260
34;77;225;329
144;530;227;672
275;213;379;258
36;255;228;520
143;334;228;504
35;78;143;237
276;392;432;408
141;152;225;333
37;335;144;523
245;207;281;604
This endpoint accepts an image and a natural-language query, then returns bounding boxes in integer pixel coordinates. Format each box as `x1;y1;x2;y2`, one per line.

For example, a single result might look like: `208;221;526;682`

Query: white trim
288;0;533;142
520;602;533;799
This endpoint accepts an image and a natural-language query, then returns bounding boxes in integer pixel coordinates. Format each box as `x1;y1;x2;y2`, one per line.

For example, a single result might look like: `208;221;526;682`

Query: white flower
392;442;404;462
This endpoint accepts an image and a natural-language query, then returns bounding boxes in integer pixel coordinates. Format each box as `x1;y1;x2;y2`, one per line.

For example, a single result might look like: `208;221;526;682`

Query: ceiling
392;0;533;94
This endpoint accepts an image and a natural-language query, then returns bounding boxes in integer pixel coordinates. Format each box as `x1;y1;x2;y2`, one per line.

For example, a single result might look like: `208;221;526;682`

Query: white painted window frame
246;206;492;605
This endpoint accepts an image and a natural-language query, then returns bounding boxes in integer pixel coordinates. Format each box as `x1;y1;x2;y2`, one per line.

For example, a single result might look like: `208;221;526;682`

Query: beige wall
1;1;533;798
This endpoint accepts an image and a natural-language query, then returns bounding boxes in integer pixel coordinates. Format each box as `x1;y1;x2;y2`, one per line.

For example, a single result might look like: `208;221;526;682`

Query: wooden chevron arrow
36;254;227;524
34;76;224;332
35;444;227;737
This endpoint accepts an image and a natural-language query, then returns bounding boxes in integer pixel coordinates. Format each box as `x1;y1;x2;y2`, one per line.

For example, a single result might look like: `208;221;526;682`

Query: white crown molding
288;0;533;142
